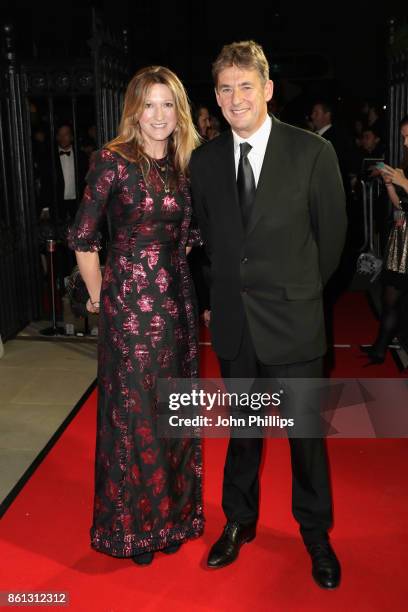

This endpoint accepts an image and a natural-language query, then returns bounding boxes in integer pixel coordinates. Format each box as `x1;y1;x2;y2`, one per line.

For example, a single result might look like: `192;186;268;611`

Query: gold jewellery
151;157;170;193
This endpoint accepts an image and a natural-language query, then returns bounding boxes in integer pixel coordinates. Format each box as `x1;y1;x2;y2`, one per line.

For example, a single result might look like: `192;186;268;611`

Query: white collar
232;114;272;152
316;124;332;136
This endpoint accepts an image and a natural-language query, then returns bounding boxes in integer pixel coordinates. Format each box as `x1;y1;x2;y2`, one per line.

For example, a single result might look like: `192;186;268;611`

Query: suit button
241;257;248;264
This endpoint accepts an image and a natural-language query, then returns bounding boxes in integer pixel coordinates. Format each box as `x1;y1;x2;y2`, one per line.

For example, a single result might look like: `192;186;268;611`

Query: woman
68;66;204;564
361;115;408;364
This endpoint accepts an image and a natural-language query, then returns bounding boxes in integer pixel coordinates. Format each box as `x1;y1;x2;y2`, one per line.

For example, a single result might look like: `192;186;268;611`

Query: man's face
56;126;73;149
361;130;379;153
310;104;331;131
215;65;273;138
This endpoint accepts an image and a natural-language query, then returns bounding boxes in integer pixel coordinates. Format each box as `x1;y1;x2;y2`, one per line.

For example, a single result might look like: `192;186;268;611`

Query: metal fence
0;11;128;340
387;18;408;166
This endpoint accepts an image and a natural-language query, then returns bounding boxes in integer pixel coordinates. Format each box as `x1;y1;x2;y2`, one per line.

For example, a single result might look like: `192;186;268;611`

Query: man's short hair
212;40;269;87
56;123;73;133
313;100;334;117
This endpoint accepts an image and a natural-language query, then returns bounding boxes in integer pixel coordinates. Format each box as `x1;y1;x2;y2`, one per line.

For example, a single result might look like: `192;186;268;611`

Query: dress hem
90;516;205;557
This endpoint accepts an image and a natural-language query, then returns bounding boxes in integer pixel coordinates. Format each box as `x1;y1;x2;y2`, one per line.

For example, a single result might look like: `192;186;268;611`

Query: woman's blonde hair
107;66;200;175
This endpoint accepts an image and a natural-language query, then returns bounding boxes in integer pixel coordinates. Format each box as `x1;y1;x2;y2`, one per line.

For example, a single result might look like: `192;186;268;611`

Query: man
38;124;88;282
190;41;347;589
310;100;356;345
54;124;88;222
39;124;88;223
310;100;355;192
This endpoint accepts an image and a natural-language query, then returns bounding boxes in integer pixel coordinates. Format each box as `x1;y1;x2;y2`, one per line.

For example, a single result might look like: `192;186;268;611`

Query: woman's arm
75;251;102;313
385;183;403;208
67;149;117;313
380;167;403;209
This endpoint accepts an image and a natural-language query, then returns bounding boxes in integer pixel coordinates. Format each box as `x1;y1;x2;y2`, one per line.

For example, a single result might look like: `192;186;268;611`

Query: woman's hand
202;309;211;327
379;166;393;185
186;246;192;255
86;298;100;314
381;164;408;190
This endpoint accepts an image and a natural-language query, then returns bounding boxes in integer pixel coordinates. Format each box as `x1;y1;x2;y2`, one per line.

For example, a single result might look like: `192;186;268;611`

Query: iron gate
0;11;129;340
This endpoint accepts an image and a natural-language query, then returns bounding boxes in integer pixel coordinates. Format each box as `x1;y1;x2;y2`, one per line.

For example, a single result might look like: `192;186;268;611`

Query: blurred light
383;105;387;109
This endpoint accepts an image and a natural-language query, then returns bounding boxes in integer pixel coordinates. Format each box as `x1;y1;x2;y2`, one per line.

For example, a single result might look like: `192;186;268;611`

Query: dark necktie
59;150;71;156
237;142;255;228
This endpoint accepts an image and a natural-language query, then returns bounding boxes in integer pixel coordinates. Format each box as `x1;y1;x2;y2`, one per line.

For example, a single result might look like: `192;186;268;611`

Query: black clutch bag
66;265;104;318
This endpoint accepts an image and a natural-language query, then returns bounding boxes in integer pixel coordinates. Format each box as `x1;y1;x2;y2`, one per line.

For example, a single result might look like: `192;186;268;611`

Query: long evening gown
68;148;204;556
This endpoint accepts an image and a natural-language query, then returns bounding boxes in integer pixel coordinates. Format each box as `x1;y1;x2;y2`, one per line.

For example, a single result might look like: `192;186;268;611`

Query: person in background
361;115;408;363
54;124;89;223
194;105;211;140
359;126;384;160
80;124;98;160
207;114;221;140
310;99;354;194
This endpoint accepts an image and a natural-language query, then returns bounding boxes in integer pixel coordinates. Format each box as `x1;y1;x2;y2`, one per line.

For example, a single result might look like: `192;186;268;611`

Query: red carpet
1;292;407;611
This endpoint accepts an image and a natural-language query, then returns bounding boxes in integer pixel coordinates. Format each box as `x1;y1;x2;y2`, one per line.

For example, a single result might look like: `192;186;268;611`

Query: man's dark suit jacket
320;125;354;186
190;115;347;365
38;148;88;220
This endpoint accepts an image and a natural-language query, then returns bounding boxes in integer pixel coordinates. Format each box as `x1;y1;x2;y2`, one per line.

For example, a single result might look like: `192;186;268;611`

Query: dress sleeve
67;148;117;252
187;214;204;248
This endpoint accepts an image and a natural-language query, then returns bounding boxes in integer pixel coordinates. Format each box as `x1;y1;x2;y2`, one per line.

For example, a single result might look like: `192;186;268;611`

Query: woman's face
401;124;408;149
138;84;177;153
198;107;210;137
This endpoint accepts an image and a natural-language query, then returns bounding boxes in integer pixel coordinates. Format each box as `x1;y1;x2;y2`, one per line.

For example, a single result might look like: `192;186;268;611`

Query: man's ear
265;79;274;102
215;86;221;108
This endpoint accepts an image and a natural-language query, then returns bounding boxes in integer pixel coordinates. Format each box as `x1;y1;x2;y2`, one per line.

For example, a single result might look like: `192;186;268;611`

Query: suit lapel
246;115;285;237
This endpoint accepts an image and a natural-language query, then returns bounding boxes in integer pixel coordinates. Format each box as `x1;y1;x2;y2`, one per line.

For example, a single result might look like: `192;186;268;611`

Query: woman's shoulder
89;148;120;172
91;147;142;180
93;147;124;164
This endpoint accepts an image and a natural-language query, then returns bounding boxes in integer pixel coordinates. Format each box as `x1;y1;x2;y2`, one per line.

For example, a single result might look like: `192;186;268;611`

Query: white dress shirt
316;123;332;137
59;146;76;199
232;114;272;187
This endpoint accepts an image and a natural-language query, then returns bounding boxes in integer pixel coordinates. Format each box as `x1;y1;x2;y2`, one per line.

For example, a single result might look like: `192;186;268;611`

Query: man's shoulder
191;131;230;162
276;118;329;150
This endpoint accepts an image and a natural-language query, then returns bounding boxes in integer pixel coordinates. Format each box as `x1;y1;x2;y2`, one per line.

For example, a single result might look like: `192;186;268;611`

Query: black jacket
37;147;88;220
190;115;347;364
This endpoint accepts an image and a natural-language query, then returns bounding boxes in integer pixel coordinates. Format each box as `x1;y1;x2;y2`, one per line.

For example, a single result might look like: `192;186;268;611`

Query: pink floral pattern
68;149;203;557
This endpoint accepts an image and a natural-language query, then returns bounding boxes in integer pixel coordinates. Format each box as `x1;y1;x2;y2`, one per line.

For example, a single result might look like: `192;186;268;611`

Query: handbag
66;265;104;317
356;251;382;281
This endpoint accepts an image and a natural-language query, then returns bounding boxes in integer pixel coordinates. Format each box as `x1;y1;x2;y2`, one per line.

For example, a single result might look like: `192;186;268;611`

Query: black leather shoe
306;542;341;589
207;522;256;569
132;551;154;565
